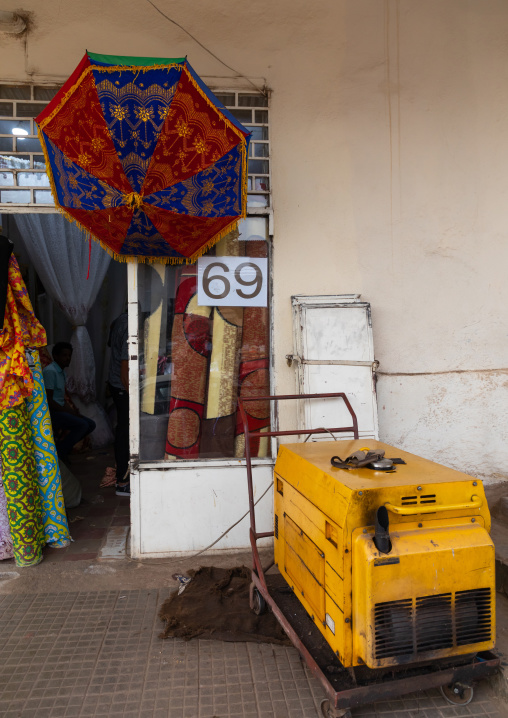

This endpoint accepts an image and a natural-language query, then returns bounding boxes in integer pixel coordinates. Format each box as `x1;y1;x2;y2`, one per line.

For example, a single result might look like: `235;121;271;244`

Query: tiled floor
1;451;506;716
0;589;504;718
43;448;130;564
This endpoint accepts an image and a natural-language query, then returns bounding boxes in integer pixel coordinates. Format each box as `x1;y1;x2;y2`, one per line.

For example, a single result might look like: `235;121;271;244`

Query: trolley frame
238;392;500;715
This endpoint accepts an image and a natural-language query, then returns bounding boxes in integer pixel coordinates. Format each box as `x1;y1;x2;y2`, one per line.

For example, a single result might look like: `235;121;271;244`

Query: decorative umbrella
36;52;251;263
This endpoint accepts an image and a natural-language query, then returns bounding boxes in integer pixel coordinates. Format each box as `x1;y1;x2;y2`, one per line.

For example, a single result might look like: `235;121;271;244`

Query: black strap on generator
331;450;406;470
331;450;386;470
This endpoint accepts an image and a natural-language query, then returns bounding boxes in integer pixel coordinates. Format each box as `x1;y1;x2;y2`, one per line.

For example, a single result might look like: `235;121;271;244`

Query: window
0;84;58;206
214;91;271;211
137;216;271;462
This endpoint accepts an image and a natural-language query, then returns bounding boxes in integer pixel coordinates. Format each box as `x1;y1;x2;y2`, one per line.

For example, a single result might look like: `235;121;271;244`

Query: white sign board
197;257;267;307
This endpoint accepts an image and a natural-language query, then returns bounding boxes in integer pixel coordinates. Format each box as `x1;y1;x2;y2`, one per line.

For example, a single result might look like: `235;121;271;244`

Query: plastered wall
1;0;507;480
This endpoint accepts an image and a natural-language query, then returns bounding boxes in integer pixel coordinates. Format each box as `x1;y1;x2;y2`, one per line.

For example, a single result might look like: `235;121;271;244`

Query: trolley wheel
320;699;352;718
252;587;267;616
439;682;474;705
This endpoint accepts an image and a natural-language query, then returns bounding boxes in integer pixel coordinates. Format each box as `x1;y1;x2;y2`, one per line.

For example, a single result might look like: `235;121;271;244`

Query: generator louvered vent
456;588;491;646
401;494;436;506
274;514;279;540
415;594;453;652
374;588;491;661
374;599;413;658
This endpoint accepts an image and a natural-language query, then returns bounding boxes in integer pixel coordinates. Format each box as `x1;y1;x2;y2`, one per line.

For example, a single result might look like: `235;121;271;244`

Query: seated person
42;341;96;460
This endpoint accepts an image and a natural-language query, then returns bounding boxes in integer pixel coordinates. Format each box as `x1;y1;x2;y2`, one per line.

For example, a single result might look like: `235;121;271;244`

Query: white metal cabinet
290;294;379;440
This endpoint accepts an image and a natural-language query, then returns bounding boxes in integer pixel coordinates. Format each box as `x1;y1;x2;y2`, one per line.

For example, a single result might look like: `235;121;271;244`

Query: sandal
99;466;117;488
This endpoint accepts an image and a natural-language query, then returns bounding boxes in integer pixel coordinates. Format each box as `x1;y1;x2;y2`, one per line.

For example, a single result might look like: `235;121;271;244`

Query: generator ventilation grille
374;587;491;661
401;494;436;506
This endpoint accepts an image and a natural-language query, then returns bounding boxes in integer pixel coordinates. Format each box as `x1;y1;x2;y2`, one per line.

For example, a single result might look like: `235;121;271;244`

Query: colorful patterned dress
0;255;48;566
0;404;45;565
25;350;70;548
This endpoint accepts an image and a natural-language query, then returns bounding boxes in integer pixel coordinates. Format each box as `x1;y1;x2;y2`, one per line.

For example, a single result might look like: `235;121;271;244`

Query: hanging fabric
0;458;14;561
164;267;212;459
0;404;45;566
0;254;47;412
234;240;270;458
201;232;244;457
25;350;70;548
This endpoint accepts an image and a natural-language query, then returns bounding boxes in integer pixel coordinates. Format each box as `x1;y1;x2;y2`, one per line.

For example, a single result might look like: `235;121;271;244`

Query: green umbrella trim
87;51;186;67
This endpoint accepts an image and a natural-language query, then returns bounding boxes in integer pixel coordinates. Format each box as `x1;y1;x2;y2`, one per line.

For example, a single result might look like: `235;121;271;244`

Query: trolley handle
238;392;358;546
237;392;359;441
239;392;358;592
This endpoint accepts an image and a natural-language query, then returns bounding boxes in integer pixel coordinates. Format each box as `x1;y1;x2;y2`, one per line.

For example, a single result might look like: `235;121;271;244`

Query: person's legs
50;411;96;458
80;415;96;437
109;384;130;484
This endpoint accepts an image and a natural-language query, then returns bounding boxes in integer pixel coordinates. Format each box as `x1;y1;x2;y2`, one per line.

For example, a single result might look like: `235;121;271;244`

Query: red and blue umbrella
36;52;250;263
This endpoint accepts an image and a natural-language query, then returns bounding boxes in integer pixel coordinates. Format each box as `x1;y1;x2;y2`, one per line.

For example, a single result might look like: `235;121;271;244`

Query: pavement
0;451;507;717
1;587;506;718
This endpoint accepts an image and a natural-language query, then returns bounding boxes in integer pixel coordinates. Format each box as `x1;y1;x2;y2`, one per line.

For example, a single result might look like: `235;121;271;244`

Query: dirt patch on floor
158;566;290;645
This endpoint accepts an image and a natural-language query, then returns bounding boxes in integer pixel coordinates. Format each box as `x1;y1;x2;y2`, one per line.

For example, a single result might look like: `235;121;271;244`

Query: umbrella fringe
30;194;241;267
108;217;242;265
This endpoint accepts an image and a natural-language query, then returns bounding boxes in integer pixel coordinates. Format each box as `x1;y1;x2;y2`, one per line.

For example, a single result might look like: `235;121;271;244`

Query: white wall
1;0;507;480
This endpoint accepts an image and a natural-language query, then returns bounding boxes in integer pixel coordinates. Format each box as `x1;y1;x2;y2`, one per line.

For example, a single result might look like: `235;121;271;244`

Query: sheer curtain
13;214;109;401
12;214;114;445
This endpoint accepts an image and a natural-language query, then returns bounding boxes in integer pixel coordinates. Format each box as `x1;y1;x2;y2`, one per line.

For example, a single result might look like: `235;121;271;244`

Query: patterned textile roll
0;403;45;566
165;267;212;460
0;255;46;412
141;264;168;415
0;458;14;561
25;350;70;548
202;232;244;457
234;241;271;458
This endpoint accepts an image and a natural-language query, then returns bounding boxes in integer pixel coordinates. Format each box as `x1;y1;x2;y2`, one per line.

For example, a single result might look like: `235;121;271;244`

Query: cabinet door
291;295;378;440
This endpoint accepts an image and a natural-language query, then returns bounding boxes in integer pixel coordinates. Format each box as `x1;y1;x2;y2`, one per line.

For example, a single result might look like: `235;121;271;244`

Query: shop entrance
0;211;129;564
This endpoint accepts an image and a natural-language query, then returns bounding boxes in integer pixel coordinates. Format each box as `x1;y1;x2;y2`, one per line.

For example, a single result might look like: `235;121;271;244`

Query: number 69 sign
197;257;268;307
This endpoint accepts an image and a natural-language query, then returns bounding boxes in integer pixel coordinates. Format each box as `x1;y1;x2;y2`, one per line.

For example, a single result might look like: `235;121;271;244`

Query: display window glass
138;217;271;461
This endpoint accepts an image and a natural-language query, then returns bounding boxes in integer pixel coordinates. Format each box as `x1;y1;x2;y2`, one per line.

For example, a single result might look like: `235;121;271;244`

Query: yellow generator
273;439;495;673
242;393;499;717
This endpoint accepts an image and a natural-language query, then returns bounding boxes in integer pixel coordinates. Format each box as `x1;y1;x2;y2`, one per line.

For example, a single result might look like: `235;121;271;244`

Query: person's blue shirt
42;361;66;406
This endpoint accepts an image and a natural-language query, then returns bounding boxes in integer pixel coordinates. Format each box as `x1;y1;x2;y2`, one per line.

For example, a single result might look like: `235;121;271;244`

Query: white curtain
12;214;110;403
